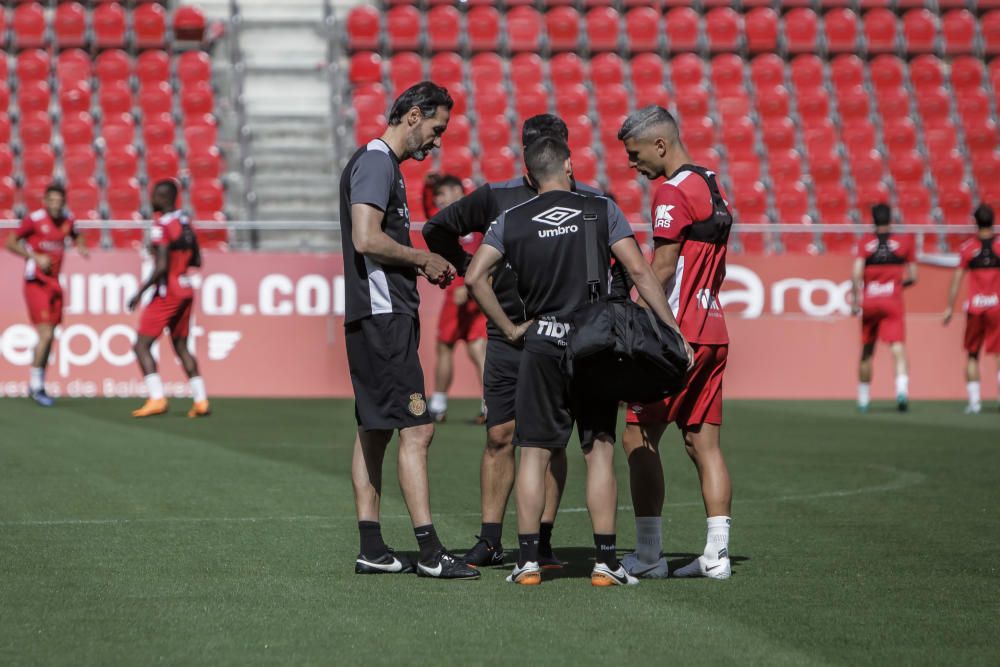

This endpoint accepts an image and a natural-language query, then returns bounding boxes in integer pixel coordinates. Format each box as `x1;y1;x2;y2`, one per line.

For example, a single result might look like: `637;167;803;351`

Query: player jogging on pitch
944;204;1000;414
127;180;210;419
5;183;89;407
341;82;478;580
851;204;917;413
616;106;735;580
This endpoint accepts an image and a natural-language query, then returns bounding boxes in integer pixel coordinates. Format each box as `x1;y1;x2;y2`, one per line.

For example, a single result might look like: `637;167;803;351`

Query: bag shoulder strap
582;195;600;303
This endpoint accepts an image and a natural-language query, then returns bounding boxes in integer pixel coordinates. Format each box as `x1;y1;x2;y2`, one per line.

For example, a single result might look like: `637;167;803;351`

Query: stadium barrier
0;222;992;401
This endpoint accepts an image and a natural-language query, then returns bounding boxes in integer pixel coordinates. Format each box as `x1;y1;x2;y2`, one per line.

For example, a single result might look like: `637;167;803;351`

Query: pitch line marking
0;464;925;528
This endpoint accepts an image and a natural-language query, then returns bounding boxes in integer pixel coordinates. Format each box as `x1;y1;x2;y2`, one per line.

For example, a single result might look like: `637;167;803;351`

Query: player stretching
425;175;488;423
126;180;209;419
5;184;88;406
616;106;734;580
944;204;1000;414
851;204;917;413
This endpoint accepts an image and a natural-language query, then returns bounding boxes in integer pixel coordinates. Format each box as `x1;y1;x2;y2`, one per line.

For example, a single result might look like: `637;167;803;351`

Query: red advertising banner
0;250;994;401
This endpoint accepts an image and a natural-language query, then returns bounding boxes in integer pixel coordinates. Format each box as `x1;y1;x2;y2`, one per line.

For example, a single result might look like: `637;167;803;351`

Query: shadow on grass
482;547;749;580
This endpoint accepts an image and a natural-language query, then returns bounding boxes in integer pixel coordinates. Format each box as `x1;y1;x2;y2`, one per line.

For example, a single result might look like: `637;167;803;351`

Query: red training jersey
447;232;483;291
854;233;915;310
959;236;1000;314
16;208;77;287
650;168;731;345
150;210;199;299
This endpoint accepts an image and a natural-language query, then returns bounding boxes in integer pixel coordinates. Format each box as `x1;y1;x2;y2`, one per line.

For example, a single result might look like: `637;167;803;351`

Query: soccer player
423;114;601;567
944;204;1000;414
851;204;917;413
466;136;689;586
127;180;210;419
616;106;735;580
341;82;477;580
5;183;88;407
425;175;488;424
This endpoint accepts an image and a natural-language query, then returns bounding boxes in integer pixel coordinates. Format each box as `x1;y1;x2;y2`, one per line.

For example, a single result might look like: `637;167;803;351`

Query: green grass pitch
1;398;998;666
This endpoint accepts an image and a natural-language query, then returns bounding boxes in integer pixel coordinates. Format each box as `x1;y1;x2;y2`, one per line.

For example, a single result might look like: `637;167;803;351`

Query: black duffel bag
563;199;689;404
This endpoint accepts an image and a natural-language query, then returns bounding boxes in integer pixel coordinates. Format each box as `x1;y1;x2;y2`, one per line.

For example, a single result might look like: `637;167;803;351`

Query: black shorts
345;314;431;431
483;336;521;428
513;333;619;450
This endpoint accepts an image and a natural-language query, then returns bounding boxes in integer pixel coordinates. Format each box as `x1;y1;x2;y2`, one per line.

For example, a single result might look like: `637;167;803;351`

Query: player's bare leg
583;436;635;587
890;342;910;411
396;423;435;528
620;422;669;577
538;448;567;567
509;445;550;585
171;336;209;418
858;343;875;412
466;337;487;423
28;323;55;406
965;353;982;413
429;342;454;422
674;424;732;579
132;334;168;417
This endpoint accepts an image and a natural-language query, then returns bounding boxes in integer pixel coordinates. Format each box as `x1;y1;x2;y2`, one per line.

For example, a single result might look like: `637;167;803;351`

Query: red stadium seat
789;55;824;92
721;117;756;160
869;55;905;93
507;6;542;53
710;54;744;93
427;6;460;53
803;119;836;155
939;185;973;226
354;114;386;145
915;88;950;125
705;8;742;52
473;85;506;117
478;115;512;152
146;145;180;184
510;53;544;90
0;113;9;147
744;8;778;53
13;3;46;50
346;6;380;51
57;49;91;87
762;117;795;151
386;5;421;52
0;145;12;178
547;6;581;53
104;145;139;183
930;150;966;187
134;3;167;49
19;111;51;147
137;50;171;87
442;114;471;150
447;83;467;116
480;146;516;182
683;117;716;152
769;149;804;186
514;84;550;121
829;54;864;91
93;2;127;49
675;86;709;118
99;81;133;117
963;117;999;155
18;80;50;115
909;55;944;92
797;89;831;125
863;9;898;55
66;179;100;223
595;85;629;118
174;6;207;42
440;146;474;181
884;118;919;154
731;182;769;238
107;178;142;221
784;8;819;54
571;147;598;184
775;183;815;252
191;179;227;222
349;52;382;85
972;153;1000;189
942;10;976;55
670;53;704;90
950;57;984;94
924;124;958;156
94;50;130;90
429;52;463;90
591;53;625;87
54;2;88;50
101;113;136;149
836;86;870;123
142;112;176;148
467;6;500;52
552;53;586;89
63;145;97;183
850;149;885;184
564;114;594;154
608;179;642;219
902;9;939;55
139;81;173;117
757;85;790;120
875;87;911;123
856;182;891;213
665;8;700;53
184;119;219;152
189;146;222;181
750;54;784;90
624;7;659;52
727;159;761;191
824;8;859;54
635;84;670;109
889;150;925;185
389;53;423;93
808;150;842;186
956;89;991;125
58;82;90;116
16;49;50;84
61;112;94;149
469;52;503;90
554;84;588;119
178;51;212;89
982;11;1000;56
22;145;55;182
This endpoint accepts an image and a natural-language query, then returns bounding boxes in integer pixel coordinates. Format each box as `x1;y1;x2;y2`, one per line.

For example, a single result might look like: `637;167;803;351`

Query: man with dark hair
422;113;600;568
944;204;1000;414
340;82;478;580
851;203;918;412
127;179;210;419
5;183;88;406
465;136;687;586
617;105;735;580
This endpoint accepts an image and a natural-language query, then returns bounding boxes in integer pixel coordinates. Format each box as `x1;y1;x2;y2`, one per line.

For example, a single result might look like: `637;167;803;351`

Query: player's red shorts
138;295;194;339
437;297;487;345
24;281;63;325
861;303;905;345
964;309;1000;355
626;344;727;430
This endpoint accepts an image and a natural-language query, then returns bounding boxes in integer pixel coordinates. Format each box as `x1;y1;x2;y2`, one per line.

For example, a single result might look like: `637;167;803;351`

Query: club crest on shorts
408;393;427;416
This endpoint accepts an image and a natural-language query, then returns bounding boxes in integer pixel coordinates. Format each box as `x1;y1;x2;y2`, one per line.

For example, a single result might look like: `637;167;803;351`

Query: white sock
480;399;487;416
705;516;731;561
895;374;909;398
967;381;981;407
858;382;871;407
429;392;447;414
189;376;207;402
144;373;165;401
635;516;662;563
29;367;44;392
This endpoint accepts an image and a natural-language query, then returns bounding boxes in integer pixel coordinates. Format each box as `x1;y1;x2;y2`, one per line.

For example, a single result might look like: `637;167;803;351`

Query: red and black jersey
16;208;77;286
854;233;916;310
959;236;1000;314
650;165;732;345
150;210;199;299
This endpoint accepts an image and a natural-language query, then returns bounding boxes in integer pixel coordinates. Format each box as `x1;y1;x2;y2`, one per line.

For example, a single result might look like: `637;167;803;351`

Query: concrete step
256;204;337;221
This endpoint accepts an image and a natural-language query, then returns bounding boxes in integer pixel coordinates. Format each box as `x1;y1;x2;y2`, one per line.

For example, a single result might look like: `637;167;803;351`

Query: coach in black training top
340;81;477;580
466;136;687;586
422;115;601;567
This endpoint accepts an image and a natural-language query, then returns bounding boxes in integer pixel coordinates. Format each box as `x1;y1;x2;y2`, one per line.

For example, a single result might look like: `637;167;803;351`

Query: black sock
480;522;503;547
358;521;386;558
518;533;540;567
539;522;554;557
594;533;618;568
414;524;443;562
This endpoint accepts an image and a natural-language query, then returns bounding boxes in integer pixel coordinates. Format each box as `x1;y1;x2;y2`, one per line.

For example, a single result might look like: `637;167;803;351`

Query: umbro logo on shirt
533;206;581;239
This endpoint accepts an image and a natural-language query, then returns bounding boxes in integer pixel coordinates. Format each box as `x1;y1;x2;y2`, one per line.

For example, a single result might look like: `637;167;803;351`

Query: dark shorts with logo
483;336;522;428
345;313;432;431
513;323;619;449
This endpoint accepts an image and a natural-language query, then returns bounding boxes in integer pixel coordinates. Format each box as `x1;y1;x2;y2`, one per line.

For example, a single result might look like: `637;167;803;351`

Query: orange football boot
187;400;211;419
132;398;168;418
